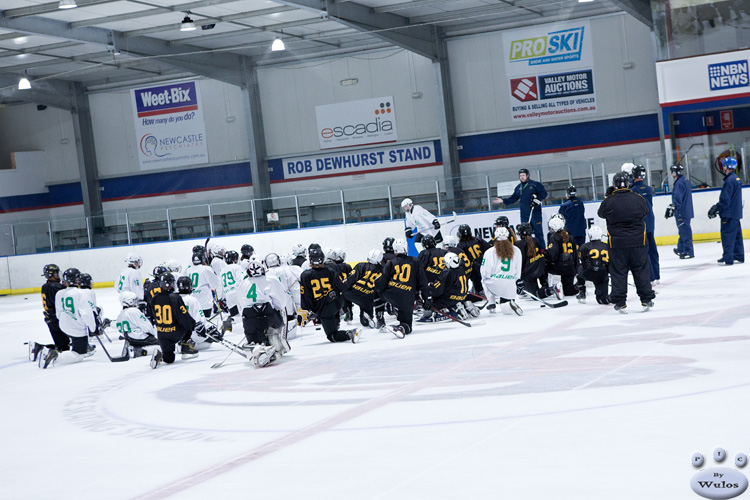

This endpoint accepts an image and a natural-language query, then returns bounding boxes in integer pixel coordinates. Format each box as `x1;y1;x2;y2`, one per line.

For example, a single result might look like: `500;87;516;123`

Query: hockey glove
404;228;413;239
708;204;720;219
423;297;432;310
530;193;542;209
207;324;221;341
432;219;441;230
664;204;675;219
516;279;525;292
218;298;229;313
43;311;53;325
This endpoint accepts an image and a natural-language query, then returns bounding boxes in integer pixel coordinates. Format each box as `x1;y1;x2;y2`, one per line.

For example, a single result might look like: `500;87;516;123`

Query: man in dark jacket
630;165;660;284
709;157;744;265
494;168;548;246
597;172;655;313
558;185;586;247
665;163;694;259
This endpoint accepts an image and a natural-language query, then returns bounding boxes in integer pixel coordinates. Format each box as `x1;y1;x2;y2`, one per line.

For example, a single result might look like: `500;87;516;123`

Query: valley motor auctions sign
131;81;208;170
503;20;597;122
315;97;398;150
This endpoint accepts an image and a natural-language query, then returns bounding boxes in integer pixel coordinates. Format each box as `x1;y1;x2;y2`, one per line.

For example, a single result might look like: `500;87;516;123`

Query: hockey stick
430;307;473;327
465;291;490;309
94;333;130;362
442;211;459;225
519;289;568;308
205;330;250;369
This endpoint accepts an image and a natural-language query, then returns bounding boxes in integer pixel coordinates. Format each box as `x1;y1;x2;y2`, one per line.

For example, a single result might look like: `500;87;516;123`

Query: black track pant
47;320;70;351
609;246;655;307
242;304;283;345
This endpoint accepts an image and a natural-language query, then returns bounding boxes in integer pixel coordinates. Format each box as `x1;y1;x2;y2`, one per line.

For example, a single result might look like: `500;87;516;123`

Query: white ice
2;241;750;500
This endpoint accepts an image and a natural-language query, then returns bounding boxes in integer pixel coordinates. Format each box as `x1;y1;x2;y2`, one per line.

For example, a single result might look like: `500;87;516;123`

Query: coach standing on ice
597;172;655;314
665;163;694;259
493;168;548;246
709;156;744;265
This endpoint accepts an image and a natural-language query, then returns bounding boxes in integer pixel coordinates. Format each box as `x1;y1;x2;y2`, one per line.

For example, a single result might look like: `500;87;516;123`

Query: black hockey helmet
494;216;510;228
517;223;533;238
308;243;322;252
42;264;60;279
79;273;93;289
225;250;239;264
159;272;176;293
176;275;193;294
241;244;254;259
422;234;436;249
191;251;206;266
613;171;630;189
309;247;325;267
631;165;646;179
566;185;577;198
152;265;168;280
457;224;472;241
670;163;684;175
519;168;530;176
382;237;394;253
62;268;81;287
192;245;205;254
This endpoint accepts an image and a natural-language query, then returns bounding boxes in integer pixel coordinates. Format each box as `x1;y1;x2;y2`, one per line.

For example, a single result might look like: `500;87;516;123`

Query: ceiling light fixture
271;35;285;52
18;74;31;90
58;0;78;9
180;13;197;32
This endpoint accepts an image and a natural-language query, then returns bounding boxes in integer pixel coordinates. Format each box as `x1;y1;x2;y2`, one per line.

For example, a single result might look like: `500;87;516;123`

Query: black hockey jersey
151;291;195;337
577;240;610;274
459;237;491;269
429;266;468;305
445;245;472;277
41;280;65;321
375;254;427;302
514;237;546;280
344;262;382;301
546;232;577;275
418;247;448;282
300;266;347;313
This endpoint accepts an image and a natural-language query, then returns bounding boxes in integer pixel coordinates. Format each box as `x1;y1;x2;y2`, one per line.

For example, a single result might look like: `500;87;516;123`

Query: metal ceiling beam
0;12;246;86
169;17;324;45
0;73;74;109
4;0;115;19
374;0;455;14
607;0;652;27
0;41;82;59
70;0;244;29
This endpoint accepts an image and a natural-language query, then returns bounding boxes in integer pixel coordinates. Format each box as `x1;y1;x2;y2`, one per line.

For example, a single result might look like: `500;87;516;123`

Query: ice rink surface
2;241;750;500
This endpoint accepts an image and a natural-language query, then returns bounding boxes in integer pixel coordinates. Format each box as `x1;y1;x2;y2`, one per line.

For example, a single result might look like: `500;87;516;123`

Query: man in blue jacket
709;157;744;265
559;185;586;247
665;163;694;259
631;165;660;284
494;168;548;246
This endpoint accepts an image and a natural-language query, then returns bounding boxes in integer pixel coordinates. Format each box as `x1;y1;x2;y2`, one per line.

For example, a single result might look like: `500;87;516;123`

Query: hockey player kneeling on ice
176;276;221;349
220;250;244;317
265;252;302;340
375;239;427;337
115;252;144;301
417;234;448;285
185;249;223;319
515;223;558;300
422;252;475;322
149;273;198;369
545;214;578;297
237;260;290;367
116;291;158;358
39;268;97;369
301;247;361;343
481;227;523;316
575;226;611;305
79;273;109;334
344;248;385;329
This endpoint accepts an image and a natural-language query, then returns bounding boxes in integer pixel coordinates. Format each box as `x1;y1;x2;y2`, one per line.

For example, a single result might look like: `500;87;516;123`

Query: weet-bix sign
134;82;198;117
708;60;749;91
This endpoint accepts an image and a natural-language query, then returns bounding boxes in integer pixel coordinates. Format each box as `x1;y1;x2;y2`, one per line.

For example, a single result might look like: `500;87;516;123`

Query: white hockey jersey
185;263;223;310
115;267;143;300
406;205;439;237
266;265;299;315
179;294;213;345
220;263;245;310
56;287;97;338
236;275;287;312
480;246;522;301
115;307;155;340
210;257;227;278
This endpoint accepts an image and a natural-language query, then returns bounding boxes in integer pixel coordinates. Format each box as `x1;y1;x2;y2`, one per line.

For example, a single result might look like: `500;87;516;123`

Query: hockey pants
609;246;655;307
242;304;284;345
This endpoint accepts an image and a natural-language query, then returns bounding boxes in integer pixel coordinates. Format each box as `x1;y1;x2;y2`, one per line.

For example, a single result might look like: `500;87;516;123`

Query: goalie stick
94;333;130;362
430;307;473;327
205;330;250;369
519;289;568;308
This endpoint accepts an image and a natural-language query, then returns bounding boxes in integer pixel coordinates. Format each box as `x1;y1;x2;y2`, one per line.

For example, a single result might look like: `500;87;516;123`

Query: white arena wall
2;187;747;293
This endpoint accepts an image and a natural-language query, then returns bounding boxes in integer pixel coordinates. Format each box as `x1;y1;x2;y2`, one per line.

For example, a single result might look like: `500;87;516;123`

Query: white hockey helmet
125;252;142;268
444;252;461;269
443;235;458;247
335;248;346;262
165;258;181;273
280;253;293;266
246;259;265;277
548;213;566;232
494;227;510;241
119;291;138;308
264;253;281;268
392;238;408;255
401;198;413;211
621;162;635;175
209;242;226;258
588;225;603;241
323;247;336;263
292;243;306;257
367;248;384;265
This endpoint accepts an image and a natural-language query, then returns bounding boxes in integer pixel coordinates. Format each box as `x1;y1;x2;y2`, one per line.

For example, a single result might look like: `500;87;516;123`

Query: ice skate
576;289;586;304
641;300;654;312
614;303;628;314
508;300;523;316
251;344;276;367
39;347;58;369
347;328;360;344
150;350;163;369
180;339;199;360
383;324;405;339
28;341;44;362
486;304;497;314
361;312;377;329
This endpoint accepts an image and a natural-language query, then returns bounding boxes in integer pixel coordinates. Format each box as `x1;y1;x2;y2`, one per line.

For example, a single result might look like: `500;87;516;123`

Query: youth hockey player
176;276;221;350
301;247;360;343
38;264;68;355
344;248;385;329
515;223;557;300
709;156;745;265
375;239;427;337
115;291;158;358
421;252;469;322
558;186;586;247
382;237;396;264
240;244;255;270
457;223;491;296
79;273;110;336
402;198;442;246
220;250;244;317
265;252;301;338
417;234;448;284
185;251;223;318
481;227;523;315
144;265;168;319
494;168;548;245
115;252;144;300
290;243;306;267
38;268;97;369
209;243;228;277
545;214;578;296
490;216;517;244
630;165;660;284
149;273;198;369
333;248;354;322
235;260;289;366
665;163;694;259
575;225;611;304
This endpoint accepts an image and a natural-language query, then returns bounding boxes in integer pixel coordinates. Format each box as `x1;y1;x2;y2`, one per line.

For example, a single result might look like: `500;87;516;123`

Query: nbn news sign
708;60;749;91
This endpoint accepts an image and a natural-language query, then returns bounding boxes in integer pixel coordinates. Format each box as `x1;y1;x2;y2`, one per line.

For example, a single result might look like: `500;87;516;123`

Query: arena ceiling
0;0;651;106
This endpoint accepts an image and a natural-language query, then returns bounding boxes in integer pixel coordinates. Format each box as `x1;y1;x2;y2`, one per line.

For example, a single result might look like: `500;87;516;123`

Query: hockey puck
316;327;321;330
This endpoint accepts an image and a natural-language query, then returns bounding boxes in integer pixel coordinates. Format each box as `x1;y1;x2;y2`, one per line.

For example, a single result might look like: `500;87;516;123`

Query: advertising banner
281;141;437;181
503;20;597;122
131;81;208;170
315;97;398;150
